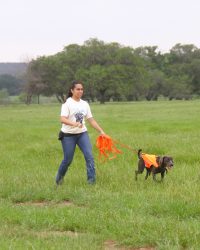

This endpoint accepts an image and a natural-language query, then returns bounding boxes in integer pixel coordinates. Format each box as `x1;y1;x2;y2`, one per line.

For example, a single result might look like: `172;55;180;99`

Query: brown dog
135;149;174;181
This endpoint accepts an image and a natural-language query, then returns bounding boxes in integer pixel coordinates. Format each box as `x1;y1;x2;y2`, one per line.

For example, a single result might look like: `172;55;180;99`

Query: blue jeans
56;132;95;183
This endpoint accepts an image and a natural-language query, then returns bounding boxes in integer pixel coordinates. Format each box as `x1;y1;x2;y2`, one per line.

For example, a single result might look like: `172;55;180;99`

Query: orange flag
96;134;122;162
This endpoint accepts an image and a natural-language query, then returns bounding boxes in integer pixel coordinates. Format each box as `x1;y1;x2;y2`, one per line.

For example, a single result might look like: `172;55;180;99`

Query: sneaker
56;174;64;185
88;179;96;185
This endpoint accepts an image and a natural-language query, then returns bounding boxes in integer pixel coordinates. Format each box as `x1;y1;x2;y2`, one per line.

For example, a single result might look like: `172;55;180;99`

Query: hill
0;63;28;76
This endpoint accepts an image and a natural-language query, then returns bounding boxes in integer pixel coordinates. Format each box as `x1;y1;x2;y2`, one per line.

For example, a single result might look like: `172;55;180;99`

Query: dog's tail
138;149;142;159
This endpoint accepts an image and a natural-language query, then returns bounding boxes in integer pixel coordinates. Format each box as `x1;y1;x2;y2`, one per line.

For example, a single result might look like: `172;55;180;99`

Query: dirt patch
14;200;74;207
104;240;119;249
35;230;80;238
104;240;155;250
132;248;155;250
54;200;74;207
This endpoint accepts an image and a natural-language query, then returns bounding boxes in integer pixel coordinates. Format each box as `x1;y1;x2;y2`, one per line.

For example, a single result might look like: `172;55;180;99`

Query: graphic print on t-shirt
75;111;85;124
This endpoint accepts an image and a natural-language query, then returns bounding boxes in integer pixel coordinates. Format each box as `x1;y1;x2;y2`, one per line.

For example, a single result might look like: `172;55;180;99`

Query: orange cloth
141;153;158;168
96;134;122;161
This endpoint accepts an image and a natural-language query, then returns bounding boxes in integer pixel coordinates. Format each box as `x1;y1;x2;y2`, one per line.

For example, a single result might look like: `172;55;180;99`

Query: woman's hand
74;122;83;128
100;130;105;135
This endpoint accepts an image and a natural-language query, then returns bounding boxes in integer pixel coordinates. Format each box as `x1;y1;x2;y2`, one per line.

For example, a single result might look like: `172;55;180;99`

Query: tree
163;74;192;100
23;39;200;103
23;59;48;104
0;88;9;104
188;59;200;94
0;74;22;95
143;70;166;101
169;43;198;63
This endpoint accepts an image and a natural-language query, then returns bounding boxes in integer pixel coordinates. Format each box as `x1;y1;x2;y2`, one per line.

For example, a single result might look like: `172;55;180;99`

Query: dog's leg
145;166;153;180
161;171;165;181
135;169;144;180
145;169;150;180
135;159;145;181
135;170;139;181
152;170;157;181
145;170;148;180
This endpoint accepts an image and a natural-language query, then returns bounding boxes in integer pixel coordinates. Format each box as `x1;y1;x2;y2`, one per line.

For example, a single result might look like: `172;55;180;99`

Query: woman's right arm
60;116;82;128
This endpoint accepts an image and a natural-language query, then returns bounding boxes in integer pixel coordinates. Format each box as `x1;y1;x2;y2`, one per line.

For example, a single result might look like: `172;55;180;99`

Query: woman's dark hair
67;80;83;98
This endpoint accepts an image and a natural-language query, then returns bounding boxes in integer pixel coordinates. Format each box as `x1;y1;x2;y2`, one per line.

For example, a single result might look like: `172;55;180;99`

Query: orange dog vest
141;153;158;168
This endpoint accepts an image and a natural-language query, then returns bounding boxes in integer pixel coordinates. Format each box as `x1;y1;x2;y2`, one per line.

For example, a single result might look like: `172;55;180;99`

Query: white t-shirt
60;97;93;134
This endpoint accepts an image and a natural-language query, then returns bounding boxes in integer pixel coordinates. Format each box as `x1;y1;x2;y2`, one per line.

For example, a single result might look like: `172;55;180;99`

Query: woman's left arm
87;117;105;134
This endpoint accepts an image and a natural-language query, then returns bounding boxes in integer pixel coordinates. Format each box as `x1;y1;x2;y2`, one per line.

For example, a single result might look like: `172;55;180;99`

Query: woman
56;80;105;185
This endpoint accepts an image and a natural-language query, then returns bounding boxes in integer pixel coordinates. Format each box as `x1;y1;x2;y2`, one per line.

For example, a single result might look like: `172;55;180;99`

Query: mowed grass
0;101;200;250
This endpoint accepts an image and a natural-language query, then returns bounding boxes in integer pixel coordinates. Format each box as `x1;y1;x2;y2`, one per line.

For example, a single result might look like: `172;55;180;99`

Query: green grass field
0;101;199;250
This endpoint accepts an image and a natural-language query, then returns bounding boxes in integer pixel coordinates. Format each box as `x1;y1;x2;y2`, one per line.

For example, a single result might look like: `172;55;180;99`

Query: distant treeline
0;63;27;76
0;63;27;97
1;38;200;104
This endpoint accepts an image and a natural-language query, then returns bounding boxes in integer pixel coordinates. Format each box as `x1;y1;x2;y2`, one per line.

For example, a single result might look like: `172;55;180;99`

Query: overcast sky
1;0;200;62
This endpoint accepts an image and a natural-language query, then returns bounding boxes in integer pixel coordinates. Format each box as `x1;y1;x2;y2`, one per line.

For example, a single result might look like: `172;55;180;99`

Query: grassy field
0;101;199;250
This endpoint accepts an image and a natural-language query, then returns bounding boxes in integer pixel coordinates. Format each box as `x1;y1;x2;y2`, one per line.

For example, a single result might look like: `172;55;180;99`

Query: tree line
1;38;200;104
